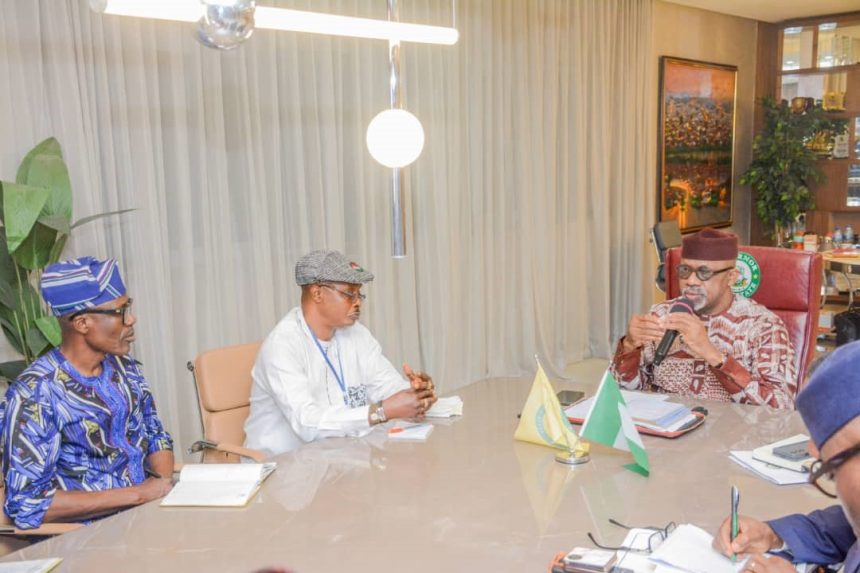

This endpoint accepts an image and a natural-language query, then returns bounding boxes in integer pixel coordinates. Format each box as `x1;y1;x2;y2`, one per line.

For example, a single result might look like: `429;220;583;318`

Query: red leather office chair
665;246;822;388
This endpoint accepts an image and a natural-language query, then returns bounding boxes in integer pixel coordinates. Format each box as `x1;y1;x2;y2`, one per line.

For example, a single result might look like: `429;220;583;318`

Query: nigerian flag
581;370;650;476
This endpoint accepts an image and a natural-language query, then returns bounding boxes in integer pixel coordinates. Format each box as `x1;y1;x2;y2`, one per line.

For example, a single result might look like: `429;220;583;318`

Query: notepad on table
729;451;809;485
426;396;463;418
751;434;814;473
0;559;62;573
649;524;746;573
161;462;276;507
387;422;434;441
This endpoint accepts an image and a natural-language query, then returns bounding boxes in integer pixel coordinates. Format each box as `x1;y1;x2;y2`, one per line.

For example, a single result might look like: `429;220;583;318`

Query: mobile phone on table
772;440;810;461
556;390;585;407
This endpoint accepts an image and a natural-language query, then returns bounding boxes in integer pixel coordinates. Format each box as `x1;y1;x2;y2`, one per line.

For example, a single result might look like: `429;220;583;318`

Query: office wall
647;1;760;305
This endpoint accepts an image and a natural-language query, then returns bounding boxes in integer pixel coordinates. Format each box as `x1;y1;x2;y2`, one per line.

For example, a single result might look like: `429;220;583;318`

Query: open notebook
161;463;277;507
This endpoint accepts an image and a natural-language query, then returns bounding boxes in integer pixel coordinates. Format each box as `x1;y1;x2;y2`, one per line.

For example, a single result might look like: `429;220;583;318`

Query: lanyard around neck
309;328;347;402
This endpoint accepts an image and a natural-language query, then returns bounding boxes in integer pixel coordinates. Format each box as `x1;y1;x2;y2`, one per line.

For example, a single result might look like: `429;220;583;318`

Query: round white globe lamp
366;109;425;168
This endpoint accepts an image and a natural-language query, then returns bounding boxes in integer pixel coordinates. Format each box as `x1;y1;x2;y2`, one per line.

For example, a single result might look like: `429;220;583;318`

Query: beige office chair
187;342;266;463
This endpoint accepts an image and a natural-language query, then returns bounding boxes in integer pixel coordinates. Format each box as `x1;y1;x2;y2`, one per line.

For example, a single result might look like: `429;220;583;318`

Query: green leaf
38;214;71;235
0;359;27;382
0;312;26;356
48;233;68;265
3;182;50;253
71;208;136;230
12;222;58;270
23;154;72;221
25;325;51;357
15;137;62;185
0;278;17;310
0;233;23;295
34;315;61;347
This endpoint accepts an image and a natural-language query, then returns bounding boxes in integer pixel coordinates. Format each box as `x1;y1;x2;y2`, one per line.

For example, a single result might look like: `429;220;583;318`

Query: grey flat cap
295;250;374;286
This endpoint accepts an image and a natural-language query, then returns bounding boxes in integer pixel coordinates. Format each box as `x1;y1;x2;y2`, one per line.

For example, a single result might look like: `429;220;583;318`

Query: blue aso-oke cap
41;257;127;317
797;341;860;449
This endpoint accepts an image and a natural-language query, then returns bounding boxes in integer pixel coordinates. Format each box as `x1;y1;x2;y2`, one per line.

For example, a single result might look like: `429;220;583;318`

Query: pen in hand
730;485;740;562
145;467;163;480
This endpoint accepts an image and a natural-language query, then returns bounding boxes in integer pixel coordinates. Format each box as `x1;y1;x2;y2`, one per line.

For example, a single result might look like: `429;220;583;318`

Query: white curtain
0;0;654;456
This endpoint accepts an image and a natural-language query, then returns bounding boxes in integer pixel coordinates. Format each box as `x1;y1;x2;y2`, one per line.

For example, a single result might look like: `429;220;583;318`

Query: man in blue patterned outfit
713;341;860;572
0;257;174;529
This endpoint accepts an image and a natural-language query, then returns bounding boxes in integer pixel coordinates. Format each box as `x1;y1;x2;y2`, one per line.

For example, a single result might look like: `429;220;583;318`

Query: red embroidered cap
681;227;738;261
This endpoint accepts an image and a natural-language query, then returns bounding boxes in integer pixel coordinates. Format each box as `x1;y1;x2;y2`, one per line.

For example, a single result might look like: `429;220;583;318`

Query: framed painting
658;57;737;233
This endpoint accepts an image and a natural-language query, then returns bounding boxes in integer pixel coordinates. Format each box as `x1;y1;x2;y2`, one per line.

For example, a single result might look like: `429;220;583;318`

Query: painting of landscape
658;57;737;232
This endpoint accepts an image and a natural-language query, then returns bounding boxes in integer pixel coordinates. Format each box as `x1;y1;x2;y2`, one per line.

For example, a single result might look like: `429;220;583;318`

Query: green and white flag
581;370;650;476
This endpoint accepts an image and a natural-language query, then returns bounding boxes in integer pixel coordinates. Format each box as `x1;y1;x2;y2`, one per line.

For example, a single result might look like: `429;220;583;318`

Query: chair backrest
190;342;261;463
651;221;683;263
665;246;822;387
652;221;683;292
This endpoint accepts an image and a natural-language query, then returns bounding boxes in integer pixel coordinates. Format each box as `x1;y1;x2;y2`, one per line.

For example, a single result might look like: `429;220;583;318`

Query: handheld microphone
652;297;695;367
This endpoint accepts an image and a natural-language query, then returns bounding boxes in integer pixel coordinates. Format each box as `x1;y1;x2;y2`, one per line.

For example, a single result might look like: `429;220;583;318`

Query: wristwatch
369;401;387;425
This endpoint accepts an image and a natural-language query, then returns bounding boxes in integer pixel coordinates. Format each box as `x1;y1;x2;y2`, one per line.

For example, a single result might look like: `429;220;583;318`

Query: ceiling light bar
91;0;459;45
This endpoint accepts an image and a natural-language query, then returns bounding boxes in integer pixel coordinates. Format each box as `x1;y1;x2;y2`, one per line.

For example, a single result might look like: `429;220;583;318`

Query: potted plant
741;97;844;245
0;137;132;383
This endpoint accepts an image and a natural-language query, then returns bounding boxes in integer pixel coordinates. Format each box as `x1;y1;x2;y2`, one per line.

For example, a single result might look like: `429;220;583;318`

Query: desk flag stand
514;355;590;467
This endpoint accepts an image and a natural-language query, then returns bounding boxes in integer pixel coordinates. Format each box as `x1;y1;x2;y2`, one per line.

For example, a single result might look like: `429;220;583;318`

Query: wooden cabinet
774;12;860;238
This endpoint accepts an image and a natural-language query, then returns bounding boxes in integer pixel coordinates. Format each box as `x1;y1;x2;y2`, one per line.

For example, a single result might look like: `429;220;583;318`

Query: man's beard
682;286;707;312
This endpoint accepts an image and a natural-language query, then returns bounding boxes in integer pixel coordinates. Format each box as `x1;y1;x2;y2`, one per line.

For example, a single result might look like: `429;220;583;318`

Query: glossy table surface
2;376;831;572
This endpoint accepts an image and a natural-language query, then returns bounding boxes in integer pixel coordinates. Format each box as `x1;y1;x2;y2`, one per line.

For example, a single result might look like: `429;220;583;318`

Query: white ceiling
662;0;860;23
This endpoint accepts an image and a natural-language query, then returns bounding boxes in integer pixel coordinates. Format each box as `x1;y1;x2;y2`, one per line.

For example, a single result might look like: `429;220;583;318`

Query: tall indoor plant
0;137;131;382
741;97;842;244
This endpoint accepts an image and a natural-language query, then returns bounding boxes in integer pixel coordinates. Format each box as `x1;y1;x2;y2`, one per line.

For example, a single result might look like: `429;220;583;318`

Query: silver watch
369;402;387;425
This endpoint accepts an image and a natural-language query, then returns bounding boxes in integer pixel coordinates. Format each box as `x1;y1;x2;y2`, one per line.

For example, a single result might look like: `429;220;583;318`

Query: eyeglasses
676;264;734;281
587;519;676;553
807;443;860;498
319;284;366;302
70;299;134;325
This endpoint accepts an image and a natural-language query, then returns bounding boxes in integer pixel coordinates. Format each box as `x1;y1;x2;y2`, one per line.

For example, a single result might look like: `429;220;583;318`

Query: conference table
0;373;832;572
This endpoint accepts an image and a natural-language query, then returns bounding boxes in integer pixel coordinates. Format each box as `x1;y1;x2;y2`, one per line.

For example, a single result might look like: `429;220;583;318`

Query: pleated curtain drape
0;0;654;455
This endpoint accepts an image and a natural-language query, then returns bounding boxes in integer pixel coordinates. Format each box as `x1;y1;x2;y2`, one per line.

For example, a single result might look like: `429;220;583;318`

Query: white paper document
0;559;62;573
729;451;808;486
649;524;747;573
566;391;693;432
161;463;277;507
426;396;463;418
387;422;434;441
751;434;813;473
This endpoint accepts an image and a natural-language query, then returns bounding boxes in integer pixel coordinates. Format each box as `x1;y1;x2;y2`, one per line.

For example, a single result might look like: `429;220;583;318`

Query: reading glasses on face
676;264;734;281
319;283;366;302
807;442;860;498
70;298;134;325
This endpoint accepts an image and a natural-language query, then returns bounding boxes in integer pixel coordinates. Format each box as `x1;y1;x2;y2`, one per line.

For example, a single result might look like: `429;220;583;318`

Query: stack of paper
566;391;696;432
729;451;808;485
426;396;463;418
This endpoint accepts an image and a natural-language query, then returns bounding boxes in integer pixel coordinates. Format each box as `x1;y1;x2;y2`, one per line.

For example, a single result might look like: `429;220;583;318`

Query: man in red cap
610;228;796;408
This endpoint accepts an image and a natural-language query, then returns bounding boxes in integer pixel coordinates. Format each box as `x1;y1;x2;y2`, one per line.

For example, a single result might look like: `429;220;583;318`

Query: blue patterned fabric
41;256;127;317
0;348;173;529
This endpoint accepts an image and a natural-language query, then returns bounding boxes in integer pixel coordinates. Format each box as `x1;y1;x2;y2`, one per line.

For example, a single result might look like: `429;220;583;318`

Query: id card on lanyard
310;329;348;405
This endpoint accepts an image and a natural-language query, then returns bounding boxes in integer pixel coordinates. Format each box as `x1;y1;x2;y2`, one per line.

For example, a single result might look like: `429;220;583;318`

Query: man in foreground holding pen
714;341;860;571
